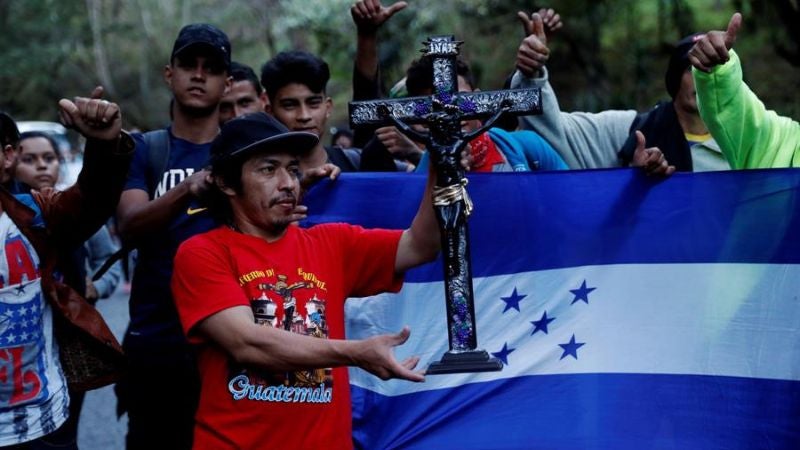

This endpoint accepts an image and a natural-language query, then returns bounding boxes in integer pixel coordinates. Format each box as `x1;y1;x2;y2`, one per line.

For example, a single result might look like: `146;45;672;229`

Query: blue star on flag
559;334;585;360
530;311;556;335
570;280;596;305
15;282;29;296
500;287;527;313
491;343;515;365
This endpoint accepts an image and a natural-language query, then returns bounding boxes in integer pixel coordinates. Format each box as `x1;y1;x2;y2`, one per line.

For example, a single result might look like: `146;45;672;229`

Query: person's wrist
356;27;378;37
341;338;364;367
111;131;135;155
85;130;134;155
407;149;423;166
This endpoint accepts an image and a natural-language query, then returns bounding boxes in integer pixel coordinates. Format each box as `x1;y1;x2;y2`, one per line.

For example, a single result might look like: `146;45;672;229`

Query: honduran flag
302;169;800;450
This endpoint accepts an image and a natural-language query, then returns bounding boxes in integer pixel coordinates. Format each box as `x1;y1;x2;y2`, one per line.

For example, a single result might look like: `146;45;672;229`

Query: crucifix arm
462;105;511;142
386;113;429;144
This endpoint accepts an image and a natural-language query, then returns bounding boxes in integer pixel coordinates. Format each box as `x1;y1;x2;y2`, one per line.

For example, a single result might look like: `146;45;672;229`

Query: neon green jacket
693;50;800;169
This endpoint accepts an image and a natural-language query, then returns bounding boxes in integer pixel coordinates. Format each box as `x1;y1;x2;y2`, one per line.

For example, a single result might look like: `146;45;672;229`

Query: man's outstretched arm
172;235;425;381
196;306;424;381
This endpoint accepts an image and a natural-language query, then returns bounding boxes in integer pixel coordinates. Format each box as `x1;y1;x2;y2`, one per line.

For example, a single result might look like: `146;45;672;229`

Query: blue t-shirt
124;128;216;354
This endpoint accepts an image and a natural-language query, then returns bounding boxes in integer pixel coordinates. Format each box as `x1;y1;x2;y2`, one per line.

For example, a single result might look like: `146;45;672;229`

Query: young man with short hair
115;23;231;449
218;61;268;125
171;112;440;449
261;51;361;171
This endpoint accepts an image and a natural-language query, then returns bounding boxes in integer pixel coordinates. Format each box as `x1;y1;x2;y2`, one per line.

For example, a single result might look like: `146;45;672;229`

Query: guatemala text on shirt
302;169;800;450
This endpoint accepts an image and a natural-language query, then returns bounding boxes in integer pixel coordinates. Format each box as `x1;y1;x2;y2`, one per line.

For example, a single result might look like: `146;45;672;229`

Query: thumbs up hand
351;0;408;34
536;8;563;35
688;12;742;72
58;86;122;141
631;131;676;177
516;12;551;78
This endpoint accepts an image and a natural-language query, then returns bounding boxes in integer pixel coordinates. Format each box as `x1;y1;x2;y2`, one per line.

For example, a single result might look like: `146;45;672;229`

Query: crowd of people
0;2;797;449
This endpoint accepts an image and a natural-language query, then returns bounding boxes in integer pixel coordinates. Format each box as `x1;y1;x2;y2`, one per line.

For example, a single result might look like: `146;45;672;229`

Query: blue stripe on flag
352;373;800;449
303;169;800;282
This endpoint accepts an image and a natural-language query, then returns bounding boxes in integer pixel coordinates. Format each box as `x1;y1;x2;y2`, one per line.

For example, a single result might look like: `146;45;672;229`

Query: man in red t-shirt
171;112;440;449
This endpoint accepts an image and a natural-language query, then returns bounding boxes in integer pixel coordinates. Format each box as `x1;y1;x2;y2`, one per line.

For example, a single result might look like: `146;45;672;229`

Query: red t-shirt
172;224;403;450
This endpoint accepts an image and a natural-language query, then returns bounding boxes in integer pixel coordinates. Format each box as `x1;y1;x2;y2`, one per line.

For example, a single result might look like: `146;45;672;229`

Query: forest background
0;0;797;140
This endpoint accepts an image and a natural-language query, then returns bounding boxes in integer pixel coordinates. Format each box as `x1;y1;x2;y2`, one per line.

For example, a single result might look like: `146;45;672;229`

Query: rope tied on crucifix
432;178;473;217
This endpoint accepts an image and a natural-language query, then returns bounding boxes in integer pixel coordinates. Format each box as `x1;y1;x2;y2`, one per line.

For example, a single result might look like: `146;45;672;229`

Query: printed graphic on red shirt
227;270;333;404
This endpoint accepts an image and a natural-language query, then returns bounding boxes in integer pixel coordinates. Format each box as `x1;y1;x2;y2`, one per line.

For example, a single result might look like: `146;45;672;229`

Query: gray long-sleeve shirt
511;68;637;169
85;225;122;298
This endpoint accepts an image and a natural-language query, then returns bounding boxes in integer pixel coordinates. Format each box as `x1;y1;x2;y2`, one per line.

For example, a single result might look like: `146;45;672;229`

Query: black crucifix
349;35;542;374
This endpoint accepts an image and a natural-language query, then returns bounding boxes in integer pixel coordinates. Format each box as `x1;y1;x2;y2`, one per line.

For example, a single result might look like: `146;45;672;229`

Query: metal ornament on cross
349;35;542;374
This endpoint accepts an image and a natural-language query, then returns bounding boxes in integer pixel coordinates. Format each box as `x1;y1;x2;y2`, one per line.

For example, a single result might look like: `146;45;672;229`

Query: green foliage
0;0;797;130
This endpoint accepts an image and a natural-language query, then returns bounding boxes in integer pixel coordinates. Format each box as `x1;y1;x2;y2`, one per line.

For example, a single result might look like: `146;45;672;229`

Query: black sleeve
352;66;384;149
359;136;401;172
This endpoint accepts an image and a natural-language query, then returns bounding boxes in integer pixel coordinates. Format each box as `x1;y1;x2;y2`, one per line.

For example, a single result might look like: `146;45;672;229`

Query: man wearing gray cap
171;112;440;449
115;23;231;449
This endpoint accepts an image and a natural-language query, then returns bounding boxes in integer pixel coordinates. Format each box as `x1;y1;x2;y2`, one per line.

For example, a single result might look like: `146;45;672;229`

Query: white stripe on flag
347;263;800;396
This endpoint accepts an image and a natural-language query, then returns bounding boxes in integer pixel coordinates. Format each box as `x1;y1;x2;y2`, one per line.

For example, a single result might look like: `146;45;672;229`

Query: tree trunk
85;0;116;95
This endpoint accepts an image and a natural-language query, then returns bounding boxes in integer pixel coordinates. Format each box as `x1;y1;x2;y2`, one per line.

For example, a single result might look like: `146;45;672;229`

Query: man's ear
260;92;270;112
3;144;17;169
223;75;232;95
163;64;173;88
215;175;236;196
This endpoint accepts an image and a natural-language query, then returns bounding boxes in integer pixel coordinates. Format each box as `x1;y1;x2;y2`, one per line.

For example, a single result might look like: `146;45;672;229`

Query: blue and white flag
303;169;800;450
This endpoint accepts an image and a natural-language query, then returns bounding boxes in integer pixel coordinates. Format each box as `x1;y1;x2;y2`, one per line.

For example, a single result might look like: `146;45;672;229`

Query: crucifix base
427;350;503;375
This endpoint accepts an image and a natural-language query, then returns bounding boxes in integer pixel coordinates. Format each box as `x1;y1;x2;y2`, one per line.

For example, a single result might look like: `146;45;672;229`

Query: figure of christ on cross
349;35;543;374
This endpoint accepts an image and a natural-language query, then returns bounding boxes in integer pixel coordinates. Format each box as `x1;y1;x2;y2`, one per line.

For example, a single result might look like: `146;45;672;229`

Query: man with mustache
171;112;440;449
218;61;269;126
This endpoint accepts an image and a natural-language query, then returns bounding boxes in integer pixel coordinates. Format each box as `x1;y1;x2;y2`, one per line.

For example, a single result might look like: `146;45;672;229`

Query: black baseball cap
0;112;19;147
171;23;232;70
665;32;704;98
210;112;318;168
